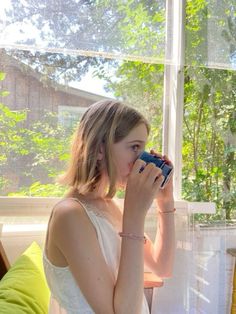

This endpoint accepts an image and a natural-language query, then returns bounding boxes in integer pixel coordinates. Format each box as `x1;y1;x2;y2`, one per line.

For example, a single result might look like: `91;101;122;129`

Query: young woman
43;99;175;314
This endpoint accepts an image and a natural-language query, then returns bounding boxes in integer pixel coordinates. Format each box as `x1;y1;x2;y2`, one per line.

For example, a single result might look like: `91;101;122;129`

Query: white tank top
43;198;150;314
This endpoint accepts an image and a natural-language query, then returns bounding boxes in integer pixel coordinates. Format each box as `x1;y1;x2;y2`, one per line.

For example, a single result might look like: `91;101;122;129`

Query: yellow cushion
0;241;50;314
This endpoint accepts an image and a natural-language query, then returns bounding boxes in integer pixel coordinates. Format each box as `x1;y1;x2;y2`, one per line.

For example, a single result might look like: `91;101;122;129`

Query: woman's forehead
124;123;148;142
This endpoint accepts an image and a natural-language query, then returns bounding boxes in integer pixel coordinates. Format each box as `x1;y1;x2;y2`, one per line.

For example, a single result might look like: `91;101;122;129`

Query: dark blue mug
138;151;173;188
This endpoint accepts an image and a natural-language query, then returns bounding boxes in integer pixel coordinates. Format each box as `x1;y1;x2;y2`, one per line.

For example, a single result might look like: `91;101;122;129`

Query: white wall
151;224;236;314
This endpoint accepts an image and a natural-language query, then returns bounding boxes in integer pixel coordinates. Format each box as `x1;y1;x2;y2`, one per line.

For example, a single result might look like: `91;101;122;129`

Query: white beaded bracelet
158;208;176;214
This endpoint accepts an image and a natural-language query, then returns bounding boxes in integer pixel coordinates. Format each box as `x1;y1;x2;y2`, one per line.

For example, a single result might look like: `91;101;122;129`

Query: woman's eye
131;145;140;152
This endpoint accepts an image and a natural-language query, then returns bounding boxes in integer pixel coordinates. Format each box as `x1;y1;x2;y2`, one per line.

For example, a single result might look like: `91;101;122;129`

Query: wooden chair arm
0;241;10;280
144;272;163;311
144;271;164;288
227;248;236;314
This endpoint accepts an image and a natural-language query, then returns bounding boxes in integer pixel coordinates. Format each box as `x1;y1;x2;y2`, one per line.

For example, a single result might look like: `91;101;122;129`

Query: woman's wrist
118;232;147;244
156;198;175;213
123;210;145;234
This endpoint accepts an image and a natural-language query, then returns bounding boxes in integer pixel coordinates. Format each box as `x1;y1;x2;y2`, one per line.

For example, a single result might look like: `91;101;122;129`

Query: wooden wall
0;51;104;124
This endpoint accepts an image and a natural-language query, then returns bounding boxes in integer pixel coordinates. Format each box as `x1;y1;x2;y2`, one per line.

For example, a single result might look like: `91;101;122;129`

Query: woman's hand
150;149;175;212
124;158;164;218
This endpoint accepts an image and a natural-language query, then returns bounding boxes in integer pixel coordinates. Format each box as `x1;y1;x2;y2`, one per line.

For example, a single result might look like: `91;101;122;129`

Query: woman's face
111;123;148;187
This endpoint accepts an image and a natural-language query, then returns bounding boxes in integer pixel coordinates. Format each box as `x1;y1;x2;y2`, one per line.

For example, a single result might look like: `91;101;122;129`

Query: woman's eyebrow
127;140;146;144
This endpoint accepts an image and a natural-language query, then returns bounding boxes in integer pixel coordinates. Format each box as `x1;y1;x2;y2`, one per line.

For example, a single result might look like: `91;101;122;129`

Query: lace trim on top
69;198;120;231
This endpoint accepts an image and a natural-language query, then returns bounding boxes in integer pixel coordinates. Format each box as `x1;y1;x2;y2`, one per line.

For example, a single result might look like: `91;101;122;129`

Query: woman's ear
97;143;105;161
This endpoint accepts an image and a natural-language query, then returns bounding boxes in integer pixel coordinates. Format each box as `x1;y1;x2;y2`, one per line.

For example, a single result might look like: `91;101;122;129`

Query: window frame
0;0;216;215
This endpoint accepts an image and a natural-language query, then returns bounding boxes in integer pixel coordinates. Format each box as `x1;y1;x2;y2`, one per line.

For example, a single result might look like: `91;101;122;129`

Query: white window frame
0;0;215;215
162;0;185;200
162;0;215;213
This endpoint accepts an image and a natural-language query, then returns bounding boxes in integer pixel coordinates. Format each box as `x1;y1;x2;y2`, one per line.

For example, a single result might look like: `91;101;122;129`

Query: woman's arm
144;151;176;278
114;159;165;313
114;209;146;314
144;199;175;278
52;160;164;314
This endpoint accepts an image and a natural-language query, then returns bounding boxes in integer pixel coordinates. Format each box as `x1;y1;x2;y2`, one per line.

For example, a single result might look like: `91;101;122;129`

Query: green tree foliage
105;0;236;220
0;74;72;196
183;67;236;220
186;0;236;67
95;60;164;150
4;49;113;84
183;0;236;220
8;182;66;197
1;1;235;221
4;0;165;82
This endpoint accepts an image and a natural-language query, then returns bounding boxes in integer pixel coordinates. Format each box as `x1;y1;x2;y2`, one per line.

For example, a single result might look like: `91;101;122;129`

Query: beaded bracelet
118;232;147;244
158;208;176;214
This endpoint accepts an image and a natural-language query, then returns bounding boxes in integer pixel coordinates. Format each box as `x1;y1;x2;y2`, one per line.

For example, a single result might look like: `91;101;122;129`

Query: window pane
0;49;164;196
0;0;166;63
186;0;236;70
182;66;236;220
0;1;166;196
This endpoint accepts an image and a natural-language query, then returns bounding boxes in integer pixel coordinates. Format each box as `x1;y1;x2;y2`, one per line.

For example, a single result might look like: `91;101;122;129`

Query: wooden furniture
0;241;10;280
144;272;163;311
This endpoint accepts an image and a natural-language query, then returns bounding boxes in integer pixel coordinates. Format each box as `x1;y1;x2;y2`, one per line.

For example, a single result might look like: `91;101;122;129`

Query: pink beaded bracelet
118;232;147;244
158;208;176;214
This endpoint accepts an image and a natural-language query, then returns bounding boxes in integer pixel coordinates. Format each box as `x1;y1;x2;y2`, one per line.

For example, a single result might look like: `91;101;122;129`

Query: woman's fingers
150;149;174;168
132;160;164;190
132;156;172;193
131;158;147;175
144;166;164;194
153;174;165;189
150;149;162;158
162;154;173;167
126;159;165;214
144;163;162;182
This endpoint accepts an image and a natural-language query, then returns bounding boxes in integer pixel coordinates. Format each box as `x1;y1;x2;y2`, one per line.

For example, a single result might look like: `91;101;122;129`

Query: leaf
0;91;10;97
0;72;6;81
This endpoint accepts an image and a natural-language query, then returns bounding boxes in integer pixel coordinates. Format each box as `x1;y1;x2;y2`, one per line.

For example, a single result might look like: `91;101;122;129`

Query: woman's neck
69;179;111;201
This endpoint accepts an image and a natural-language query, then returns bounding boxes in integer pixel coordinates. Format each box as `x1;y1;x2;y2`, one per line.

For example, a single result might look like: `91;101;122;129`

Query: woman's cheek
128;161;133;171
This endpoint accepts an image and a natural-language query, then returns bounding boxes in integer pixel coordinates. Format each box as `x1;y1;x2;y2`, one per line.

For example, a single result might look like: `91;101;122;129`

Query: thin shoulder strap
66;197;89;214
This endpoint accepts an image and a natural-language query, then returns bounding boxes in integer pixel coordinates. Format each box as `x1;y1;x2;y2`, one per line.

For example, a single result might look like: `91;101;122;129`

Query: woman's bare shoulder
50;198;97;249
51;198;87;224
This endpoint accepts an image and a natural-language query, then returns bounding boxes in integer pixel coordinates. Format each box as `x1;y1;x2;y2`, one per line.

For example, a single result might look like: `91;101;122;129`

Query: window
58;105;87;129
0;1;235;213
183;0;236;220
0;2;235;313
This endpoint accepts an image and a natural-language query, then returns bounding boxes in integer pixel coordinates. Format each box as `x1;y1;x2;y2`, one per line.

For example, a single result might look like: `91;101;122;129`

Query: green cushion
0;241;50;314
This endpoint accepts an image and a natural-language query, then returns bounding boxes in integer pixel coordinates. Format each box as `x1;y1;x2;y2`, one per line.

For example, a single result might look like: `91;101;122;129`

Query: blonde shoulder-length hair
59;99;150;198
